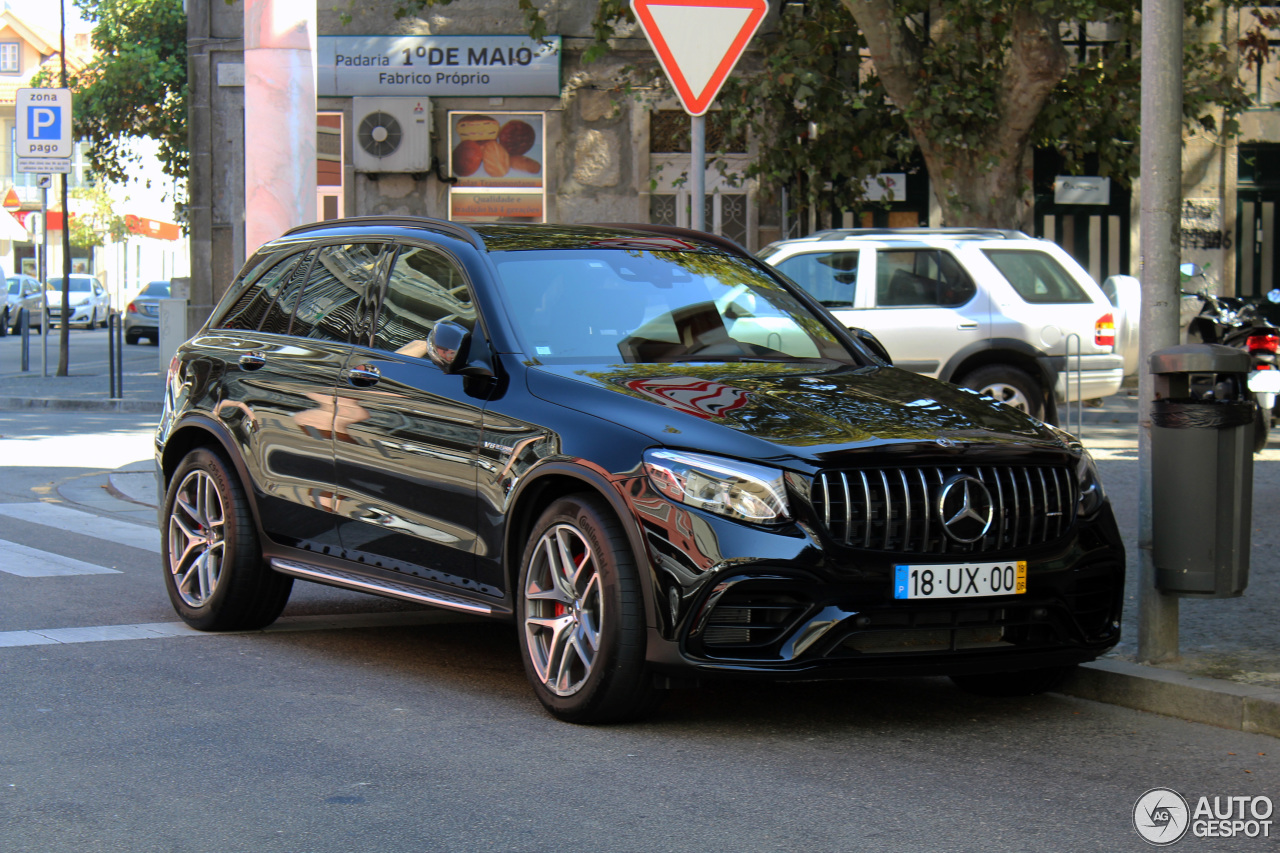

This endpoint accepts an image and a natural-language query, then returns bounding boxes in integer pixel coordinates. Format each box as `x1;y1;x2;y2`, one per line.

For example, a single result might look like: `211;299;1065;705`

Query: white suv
760;228;1126;422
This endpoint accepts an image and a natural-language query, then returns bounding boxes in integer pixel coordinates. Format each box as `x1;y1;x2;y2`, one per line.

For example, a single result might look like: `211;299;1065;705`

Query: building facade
187;0;1280;325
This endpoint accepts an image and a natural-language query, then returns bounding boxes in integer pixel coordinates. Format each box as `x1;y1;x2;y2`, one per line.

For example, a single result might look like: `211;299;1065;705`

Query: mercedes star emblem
937;475;995;543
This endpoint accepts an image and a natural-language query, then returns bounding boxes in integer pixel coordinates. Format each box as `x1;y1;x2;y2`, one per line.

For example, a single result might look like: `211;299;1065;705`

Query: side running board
271;559;496;616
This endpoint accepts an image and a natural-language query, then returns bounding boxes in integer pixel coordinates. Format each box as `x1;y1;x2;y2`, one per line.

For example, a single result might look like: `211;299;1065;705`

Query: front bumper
48;305;93;324
627;478;1125;681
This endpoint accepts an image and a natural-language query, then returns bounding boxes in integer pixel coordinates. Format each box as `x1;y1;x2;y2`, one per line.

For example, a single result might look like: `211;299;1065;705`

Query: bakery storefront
317;35;559;224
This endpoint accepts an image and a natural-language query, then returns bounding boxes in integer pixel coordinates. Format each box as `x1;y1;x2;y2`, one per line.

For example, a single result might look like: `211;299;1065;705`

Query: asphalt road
0;410;1275;853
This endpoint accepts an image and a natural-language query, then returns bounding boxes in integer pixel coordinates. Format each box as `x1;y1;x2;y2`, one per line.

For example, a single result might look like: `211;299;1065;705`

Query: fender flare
160;413;267;534
940;337;1058;423
504;460;659;630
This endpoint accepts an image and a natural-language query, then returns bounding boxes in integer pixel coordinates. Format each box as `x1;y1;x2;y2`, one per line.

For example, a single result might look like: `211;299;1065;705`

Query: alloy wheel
979;381;1032;413
523;523;604;696
167;469;227;607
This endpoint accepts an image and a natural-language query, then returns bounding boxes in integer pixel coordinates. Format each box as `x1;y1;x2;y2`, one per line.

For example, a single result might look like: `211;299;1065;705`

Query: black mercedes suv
156;217;1124;723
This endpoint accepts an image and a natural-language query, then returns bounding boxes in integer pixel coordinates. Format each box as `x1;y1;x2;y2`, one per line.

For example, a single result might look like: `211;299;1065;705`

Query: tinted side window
257;252;317;336
373;246;476;355
875;249;975;308
216;251;307;330
292;243;386;343
983;249;1092;304
772;251;858;308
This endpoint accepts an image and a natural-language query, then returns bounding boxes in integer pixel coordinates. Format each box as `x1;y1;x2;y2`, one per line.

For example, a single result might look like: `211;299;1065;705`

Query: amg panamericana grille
812;465;1076;554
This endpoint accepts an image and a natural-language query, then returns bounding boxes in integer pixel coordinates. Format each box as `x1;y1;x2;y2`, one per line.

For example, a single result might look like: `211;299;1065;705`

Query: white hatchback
760;228;1127;423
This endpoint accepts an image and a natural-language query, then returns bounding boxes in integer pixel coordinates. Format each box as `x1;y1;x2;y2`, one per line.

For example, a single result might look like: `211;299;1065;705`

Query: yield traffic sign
629;0;767;116
16;88;73;159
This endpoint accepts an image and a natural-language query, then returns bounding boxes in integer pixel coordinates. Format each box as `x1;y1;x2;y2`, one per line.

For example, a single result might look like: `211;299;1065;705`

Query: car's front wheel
517;494;664;723
959;365;1044;421
162;447;292;631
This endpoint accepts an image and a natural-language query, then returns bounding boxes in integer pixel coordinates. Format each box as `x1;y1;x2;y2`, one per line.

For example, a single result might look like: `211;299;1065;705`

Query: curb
1059;659;1280;737
0;396;164;413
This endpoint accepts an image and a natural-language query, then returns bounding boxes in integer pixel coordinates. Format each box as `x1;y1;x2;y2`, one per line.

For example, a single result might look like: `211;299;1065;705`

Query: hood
526;361;1070;466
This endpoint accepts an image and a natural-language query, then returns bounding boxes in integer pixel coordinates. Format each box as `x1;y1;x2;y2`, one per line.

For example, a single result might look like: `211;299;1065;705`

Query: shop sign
1054;176;1110;205
448;111;545;222
318;36;561;97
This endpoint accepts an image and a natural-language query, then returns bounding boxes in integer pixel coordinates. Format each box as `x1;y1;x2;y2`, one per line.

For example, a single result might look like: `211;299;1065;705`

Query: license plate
893;561;1027;600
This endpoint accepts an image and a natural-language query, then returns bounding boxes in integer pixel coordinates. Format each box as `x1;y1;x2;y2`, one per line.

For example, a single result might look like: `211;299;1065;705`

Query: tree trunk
843;0;1069;228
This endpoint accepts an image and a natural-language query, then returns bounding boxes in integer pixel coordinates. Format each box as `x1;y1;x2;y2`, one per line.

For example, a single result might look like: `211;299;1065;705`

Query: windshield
490;249;856;365
48;277;93;292
140;282;170;297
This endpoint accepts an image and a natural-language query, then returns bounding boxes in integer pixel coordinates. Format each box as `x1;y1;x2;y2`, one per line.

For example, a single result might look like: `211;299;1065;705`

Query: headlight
1076;448;1106;517
643;449;790;524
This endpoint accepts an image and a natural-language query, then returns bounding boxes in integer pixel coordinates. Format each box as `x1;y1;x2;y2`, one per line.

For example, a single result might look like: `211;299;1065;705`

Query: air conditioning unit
352;97;432;173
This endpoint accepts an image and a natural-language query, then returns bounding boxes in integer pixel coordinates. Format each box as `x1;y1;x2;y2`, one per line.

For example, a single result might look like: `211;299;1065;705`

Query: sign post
629;0;767;233
17;88;72;377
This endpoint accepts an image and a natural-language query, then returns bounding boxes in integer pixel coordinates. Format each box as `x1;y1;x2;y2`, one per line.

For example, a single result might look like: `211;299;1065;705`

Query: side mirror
1268;289;1280;305
849;326;893;365
426;321;470;373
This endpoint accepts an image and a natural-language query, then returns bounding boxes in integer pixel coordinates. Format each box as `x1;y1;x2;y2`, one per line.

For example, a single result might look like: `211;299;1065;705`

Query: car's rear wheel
517;494;664;724
950;664;1076;697
959;365;1044;421
162;447;292;631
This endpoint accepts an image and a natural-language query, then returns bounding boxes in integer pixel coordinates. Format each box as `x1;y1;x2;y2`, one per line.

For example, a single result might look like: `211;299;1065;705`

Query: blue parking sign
27;106;60;140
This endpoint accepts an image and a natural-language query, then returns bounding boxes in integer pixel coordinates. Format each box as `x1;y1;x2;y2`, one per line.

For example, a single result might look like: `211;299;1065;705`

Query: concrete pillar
244;0;317;255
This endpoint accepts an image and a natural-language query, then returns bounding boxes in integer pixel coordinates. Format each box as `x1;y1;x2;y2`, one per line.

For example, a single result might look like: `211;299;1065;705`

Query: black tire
0;307;7;337
161;447;292;631
950;664;1076;697
516;494;664;724
1254;402;1269;454
959;364;1045;421
125;334;139;345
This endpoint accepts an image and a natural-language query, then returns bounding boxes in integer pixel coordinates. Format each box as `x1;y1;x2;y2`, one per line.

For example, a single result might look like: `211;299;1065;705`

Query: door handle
345;364;381;387
239;352;267;370
957;322;979;330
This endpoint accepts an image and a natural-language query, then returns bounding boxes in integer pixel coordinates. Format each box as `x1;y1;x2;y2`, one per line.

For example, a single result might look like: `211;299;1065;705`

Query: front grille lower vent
812;465;1076;554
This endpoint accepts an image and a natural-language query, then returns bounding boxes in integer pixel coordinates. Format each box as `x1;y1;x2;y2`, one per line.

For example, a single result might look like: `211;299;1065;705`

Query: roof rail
592;222;751;256
811;227;1030;241
282;215;483;248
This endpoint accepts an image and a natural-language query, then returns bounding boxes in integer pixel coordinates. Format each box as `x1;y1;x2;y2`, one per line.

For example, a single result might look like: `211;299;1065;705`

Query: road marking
0;610;476;648
0;502;159;553
0;539;122;577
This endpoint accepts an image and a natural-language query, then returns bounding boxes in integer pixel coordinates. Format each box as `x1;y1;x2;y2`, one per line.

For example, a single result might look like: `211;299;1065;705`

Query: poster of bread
449;112;544;189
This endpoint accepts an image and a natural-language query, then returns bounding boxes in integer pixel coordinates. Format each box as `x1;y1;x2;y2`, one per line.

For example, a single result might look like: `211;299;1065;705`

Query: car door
852;247;990;376
209;243;372;552
330;242;494;592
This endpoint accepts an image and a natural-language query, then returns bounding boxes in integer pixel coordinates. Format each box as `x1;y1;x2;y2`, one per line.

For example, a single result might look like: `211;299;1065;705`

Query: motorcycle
1181;262;1280;453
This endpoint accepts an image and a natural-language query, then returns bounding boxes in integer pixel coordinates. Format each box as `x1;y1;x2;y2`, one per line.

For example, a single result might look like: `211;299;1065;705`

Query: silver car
3;274;45;334
46;274;111;329
760;228;1127;423
124;280;170;344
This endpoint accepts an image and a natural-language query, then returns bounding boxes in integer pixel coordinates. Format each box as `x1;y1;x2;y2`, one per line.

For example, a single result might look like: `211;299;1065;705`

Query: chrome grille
812;465;1076;554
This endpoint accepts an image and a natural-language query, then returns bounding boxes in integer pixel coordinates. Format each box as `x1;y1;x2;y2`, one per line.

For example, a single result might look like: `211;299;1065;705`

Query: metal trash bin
1151;344;1254;597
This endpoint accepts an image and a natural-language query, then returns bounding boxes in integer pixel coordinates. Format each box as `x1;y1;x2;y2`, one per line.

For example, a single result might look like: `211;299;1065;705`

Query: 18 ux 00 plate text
893;561;1028;600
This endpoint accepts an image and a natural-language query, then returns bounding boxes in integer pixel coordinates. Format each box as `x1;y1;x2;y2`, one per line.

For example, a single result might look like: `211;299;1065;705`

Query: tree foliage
52;0;187;194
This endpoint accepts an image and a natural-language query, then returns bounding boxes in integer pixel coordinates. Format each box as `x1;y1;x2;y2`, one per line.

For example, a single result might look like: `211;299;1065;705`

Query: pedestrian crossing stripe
0;611;473;648
0;538;122;576
0;501;159;553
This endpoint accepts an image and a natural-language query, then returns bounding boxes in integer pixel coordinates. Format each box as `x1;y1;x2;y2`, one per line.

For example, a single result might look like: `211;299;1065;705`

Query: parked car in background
46;274;110;329
156;218;1125;724
3;274;45;334
124;280;170;344
760;229;1128;423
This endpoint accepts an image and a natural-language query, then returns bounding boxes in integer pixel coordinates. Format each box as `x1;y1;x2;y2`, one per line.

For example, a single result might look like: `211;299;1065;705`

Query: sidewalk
8;369;1280;738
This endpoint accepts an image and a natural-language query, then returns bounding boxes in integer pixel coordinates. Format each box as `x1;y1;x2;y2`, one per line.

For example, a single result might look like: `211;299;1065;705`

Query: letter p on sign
28;107;59;139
